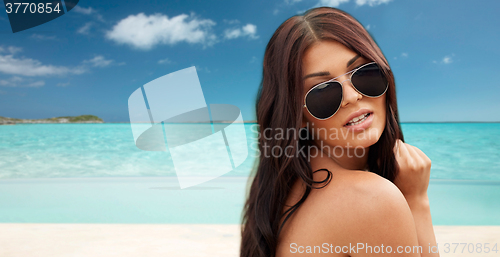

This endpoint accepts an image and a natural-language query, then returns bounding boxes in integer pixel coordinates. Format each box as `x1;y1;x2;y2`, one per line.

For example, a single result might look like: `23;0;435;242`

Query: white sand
0;224;498;257
433;226;500;256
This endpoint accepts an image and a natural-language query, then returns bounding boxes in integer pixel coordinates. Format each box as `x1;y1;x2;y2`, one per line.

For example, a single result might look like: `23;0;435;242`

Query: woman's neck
314;142;370;171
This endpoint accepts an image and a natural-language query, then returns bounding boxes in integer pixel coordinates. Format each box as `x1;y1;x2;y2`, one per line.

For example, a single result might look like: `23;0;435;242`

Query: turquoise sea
0;123;499;225
0;123;499;180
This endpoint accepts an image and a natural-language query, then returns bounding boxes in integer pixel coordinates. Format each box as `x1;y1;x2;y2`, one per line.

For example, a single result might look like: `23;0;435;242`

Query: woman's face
301;40;386;149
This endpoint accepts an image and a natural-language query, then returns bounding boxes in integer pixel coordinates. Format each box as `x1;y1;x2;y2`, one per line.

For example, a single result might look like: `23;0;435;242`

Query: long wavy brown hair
240;6;405;257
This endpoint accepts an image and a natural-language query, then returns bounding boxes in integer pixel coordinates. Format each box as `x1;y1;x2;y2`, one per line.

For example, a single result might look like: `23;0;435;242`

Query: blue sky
0;0;499;122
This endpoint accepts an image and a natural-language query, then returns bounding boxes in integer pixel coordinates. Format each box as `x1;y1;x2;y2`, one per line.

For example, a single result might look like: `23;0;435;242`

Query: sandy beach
0;178;498;256
0;224;498;257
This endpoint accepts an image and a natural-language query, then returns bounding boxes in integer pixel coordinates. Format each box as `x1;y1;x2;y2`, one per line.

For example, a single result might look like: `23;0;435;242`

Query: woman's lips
343;112;374;132
343;108;372;126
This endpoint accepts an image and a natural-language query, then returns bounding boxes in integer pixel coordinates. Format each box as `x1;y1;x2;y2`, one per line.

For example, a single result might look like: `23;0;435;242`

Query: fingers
394;139;431;171
402;142;432;171
406;143;424;168
392;140;431;198
410;144;431;163
399;140;411;162
408;144;432;168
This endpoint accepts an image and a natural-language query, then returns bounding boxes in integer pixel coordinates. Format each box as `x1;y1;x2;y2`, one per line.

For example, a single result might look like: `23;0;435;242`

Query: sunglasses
303;62;389;120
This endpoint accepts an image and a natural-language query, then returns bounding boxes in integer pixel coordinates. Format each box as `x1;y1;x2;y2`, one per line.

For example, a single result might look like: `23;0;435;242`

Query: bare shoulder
346;171;410;216
339;169;407;204
309;170;420;250
310;168;407;209
277;170;421;256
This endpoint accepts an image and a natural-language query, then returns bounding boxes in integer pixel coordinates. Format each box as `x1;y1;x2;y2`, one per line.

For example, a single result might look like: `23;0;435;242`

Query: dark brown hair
240;6;404;257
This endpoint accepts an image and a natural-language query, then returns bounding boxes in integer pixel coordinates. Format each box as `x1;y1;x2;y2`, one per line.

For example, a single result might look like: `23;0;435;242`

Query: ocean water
0;123;499;225
0;177;498;225
0;123;498;180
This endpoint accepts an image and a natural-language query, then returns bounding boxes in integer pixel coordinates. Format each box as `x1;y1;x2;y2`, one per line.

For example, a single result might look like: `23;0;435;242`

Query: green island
0;115;104;125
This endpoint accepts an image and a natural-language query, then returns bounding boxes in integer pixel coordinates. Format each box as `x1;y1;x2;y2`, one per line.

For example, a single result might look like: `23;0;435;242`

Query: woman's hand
393;139;432;204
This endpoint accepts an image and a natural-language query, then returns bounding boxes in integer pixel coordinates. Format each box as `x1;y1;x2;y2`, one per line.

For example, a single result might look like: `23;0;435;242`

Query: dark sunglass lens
306;82;342;119
351;63;388;97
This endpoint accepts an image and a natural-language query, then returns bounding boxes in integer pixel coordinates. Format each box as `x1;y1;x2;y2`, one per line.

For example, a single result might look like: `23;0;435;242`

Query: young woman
240;7;439;257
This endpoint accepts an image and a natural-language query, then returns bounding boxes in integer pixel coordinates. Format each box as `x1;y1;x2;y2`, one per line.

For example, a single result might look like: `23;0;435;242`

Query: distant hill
0;115;104;125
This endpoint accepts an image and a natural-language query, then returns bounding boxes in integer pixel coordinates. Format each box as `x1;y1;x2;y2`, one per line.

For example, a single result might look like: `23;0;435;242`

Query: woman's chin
341;138;378;149
343;128;382;148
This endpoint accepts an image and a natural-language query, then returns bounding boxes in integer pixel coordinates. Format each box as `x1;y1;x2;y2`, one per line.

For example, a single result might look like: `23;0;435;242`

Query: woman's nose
340;79;362;108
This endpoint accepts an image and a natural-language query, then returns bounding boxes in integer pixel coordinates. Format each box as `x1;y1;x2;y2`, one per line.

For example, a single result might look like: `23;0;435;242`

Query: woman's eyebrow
346;54;360;68
302;54;361;81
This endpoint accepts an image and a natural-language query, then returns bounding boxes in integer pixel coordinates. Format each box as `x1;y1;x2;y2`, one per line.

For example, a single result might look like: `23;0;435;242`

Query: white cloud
73;6;95;15
365;24;371;30
0;76;45;87
433;53;455;64
314;0;391;7
73;6;104;22
31;34;57;40
0;46;22;55
158;58;172;64
242;24;258;37
224;29;240;39
355;0;392;6
57;82;70;87
77;22;92;35
394;52;408;60
285;0;304;4
194;66;211;73
0;49;86;77
223;19;240;24
224;24;258;39
0;46;119;88
83;55;114;67
317;0;350;7
106;13;217;50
